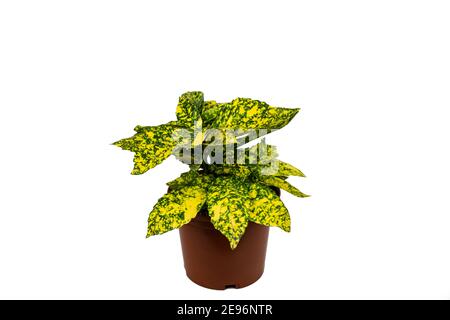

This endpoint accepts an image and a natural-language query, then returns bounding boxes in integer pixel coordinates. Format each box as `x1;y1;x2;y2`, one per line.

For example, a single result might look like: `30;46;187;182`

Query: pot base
184;269;264;290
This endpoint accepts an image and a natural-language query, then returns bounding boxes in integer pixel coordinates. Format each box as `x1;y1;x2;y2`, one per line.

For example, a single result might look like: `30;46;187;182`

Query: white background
1;1;449;300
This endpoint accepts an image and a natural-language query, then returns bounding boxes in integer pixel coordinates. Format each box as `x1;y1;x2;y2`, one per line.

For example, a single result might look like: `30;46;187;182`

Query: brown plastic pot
179;214;270;290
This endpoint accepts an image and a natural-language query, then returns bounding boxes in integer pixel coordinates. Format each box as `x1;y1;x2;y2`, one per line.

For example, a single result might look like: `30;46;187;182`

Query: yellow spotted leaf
176;91;204;127
171;118;205;166
261;160;306;177
276;161;305;177
244;139;278;165
113;122;177;175
202;100;221;124
206;165;253;178
247;183;291;232
206;140;278;178
167;170;213;190
260;176;310;198
147;186;206;237
210;98;299;130
207;177;250;249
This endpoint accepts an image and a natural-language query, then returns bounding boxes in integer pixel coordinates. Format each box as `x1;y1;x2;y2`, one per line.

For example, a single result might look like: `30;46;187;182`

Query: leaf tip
301;193;311;198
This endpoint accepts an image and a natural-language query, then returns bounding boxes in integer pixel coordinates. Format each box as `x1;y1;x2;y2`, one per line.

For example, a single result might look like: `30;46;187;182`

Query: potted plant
113;91;308;289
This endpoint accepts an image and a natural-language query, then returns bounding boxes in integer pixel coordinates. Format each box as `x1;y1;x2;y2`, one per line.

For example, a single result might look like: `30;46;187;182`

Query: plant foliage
113;91;308;249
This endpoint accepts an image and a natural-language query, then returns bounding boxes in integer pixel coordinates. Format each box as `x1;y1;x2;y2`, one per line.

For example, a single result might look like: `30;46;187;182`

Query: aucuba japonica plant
113;91;308;249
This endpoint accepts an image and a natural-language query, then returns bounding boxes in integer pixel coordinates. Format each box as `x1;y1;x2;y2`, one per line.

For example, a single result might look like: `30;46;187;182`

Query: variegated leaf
171;120;205;165
146;186;206;237
202;100;220;124
203;128;238;147
207;177;250;249
192;117;205;147
176;91;204;127
210;98;299;130
167;170;213;190
260;160;306;177
113;122;177;175
243;140;278;165
276;161;305;177
248;183;291;232
205;141;278;178
206;165;253;178
260;176;310;198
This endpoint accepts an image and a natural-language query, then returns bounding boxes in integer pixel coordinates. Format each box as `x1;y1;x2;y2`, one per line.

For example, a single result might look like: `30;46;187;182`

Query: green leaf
260;176;310;198
260;160;306;177
201;100;221;124
243;139;278;165
207;177;250;249
204;140;278;178
210;98;299;130
275;161;306;177
146;186;207;237
206;165;253;178
237;140;277;172
113;122;177;175
248;183;291;232
171;117;205;166
167;170;213;190
176;91;204;127
192;117;205;147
